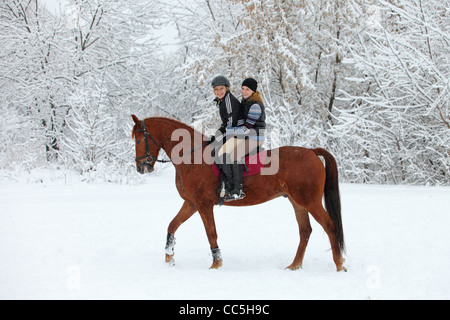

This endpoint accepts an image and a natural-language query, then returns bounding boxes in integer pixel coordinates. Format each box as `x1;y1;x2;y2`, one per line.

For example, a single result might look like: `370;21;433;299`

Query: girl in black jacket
212;75;244;136
211;75;245;201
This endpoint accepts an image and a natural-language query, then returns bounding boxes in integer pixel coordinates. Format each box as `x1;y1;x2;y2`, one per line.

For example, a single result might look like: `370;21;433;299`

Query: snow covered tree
200;0;367;150
338;0;450;184
157;0;245;131
57;0;164;177
0;0;70;166
1;0;165;179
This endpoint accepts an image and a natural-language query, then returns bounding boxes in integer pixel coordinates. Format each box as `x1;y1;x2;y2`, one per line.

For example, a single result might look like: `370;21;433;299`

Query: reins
135;120;210;165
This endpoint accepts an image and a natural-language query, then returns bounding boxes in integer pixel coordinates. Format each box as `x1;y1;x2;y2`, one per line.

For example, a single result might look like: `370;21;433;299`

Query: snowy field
1;167;449;300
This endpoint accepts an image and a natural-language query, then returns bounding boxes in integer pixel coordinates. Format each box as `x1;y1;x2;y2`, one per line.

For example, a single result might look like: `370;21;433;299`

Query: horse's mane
132;116;206;139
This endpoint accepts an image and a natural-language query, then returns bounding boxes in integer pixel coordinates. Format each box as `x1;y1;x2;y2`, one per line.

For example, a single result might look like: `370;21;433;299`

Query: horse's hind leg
307;203;346;272
165;200;197;266
286;197;312;271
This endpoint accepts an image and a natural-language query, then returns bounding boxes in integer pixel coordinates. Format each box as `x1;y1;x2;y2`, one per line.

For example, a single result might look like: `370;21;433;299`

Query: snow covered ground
1;167;449;300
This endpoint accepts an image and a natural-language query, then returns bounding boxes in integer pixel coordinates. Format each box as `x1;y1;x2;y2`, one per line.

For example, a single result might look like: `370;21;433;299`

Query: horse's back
267;146;326;174
277;146;327;183
224;146;326;207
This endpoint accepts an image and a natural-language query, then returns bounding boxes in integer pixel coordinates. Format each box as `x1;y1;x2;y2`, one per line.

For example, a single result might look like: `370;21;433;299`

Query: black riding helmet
211;75;231;88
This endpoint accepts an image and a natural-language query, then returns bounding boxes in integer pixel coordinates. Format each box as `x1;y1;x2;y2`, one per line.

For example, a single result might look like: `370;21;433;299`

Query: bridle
134;120;212;173
135;121;171;173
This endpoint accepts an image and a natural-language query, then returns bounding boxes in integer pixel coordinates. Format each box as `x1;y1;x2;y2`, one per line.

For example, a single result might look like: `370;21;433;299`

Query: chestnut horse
131;115;346;272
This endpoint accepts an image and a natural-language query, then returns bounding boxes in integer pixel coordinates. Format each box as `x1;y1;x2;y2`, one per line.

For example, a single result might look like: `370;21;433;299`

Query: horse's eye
136;139;142;145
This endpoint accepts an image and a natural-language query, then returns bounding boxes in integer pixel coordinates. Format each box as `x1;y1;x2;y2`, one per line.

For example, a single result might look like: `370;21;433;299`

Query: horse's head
131;115;161;174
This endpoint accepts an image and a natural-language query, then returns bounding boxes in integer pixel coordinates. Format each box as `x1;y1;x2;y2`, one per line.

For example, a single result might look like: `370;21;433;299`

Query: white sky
40;0;67;14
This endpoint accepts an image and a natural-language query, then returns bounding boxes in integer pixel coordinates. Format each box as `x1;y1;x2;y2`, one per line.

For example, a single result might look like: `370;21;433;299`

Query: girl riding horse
212;76;266;202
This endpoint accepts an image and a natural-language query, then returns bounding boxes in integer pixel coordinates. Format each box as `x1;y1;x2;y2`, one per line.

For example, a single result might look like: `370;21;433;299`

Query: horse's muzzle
136;162;154;174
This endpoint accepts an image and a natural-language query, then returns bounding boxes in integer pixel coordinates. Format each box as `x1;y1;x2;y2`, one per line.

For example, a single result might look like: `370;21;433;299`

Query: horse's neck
150;118;205;162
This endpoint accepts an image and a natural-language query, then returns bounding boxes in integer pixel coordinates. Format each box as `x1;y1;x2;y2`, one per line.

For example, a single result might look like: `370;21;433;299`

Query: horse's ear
131;115;142;139
131;114;140;125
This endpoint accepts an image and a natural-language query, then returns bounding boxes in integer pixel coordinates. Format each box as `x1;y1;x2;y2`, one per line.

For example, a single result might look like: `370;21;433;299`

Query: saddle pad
212;150;267;178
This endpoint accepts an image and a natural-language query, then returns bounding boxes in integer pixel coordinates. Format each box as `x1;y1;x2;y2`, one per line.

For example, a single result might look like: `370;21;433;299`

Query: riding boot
225;162;246;202
220;163;234;194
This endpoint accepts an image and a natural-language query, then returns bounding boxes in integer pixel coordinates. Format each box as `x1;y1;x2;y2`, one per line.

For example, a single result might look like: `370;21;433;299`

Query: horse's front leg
165;200;197;266
197;203;223;269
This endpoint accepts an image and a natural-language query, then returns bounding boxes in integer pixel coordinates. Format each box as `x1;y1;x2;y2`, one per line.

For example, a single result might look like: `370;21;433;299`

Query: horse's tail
314;148;345;254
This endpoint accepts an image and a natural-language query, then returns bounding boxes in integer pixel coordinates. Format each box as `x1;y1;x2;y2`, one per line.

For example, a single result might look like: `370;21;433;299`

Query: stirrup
224;190;246;202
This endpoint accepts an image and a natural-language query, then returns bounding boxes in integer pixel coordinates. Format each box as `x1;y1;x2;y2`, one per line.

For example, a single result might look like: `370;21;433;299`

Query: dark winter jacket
214;91;244;134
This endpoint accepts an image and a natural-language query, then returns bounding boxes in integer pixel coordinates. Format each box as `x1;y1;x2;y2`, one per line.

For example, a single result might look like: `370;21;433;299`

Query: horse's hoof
337;266;348;272
210;259;223;270
285;264;302;271
165;254;175;267
336;257;347;272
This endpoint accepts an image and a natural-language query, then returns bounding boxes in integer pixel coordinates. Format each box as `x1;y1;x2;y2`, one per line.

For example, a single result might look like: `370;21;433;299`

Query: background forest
1;0;449;185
